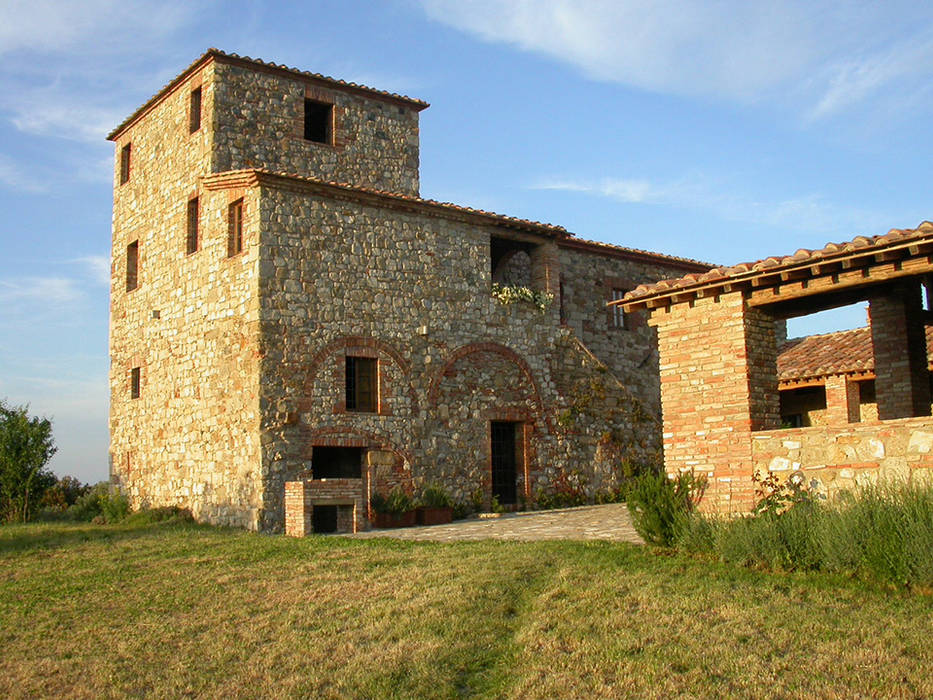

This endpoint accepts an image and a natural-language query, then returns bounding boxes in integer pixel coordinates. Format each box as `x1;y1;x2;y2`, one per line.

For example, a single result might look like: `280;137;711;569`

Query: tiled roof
623;221;933;305
202;169;570;236
108;48;429;141
777;325;933;381
557;236;713;271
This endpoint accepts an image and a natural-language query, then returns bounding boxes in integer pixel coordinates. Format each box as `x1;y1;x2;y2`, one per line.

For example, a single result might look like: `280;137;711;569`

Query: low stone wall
750;416;933;498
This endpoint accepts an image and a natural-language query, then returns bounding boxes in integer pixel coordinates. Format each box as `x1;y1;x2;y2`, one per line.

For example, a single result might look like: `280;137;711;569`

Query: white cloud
71;256;111;286
0;277;84;305
531;175;890;235
0;154;47;193
419;0;933;121
0;0;195;56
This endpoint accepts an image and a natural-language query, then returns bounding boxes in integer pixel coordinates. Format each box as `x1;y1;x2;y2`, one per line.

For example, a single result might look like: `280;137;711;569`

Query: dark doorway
490;421;518;505
312;505;338;533
312;446;363;479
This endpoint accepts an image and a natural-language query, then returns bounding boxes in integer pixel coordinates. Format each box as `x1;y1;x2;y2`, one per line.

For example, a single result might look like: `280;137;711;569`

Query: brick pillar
650;292;779;513
284;480;312;537
530;242;561;320
869;283;930;419
824;375;860;423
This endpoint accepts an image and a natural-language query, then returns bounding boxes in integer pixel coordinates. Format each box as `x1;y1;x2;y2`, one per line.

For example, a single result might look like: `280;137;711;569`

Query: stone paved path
345;503;643;543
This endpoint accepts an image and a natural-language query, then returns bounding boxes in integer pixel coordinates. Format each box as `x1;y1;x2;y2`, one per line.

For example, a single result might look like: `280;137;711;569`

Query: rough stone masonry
108;49;709;532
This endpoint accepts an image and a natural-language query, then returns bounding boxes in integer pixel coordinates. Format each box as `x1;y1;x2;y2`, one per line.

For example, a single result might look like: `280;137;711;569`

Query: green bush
419;483;453;508
626;470;706;547
675;479;933;587
61;482;131;523
371;487;413;515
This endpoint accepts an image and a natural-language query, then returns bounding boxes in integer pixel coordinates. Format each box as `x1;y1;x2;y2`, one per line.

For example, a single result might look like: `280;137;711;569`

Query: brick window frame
119;143;131;185
604;276;639;331
186;196;199;254
130;366;141;399
227;197;244;258
189;85;202;134
296;86;340;148
126;240;139;292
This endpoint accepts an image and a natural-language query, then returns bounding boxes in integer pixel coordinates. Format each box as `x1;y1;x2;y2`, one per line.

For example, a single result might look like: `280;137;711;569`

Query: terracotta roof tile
109;48;428;141
777;325;933;381
203;169;570;235
624;221;933;304
558;236;714;270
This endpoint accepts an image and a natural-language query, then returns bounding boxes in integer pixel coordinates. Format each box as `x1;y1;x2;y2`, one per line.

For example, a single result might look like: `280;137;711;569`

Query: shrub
371;487;413;515
626;470;706;547
62;482;131;523
419;483;453;508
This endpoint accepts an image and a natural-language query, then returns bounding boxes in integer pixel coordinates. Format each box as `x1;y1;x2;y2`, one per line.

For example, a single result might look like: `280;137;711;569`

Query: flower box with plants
370;487;416;528
416;483;454;526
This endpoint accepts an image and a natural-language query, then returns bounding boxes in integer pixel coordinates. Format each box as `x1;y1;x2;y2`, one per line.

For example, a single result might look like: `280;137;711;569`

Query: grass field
1;521;931;699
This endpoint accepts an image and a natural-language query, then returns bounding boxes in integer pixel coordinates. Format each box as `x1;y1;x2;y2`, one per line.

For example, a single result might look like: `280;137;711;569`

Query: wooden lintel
780;268;808;282
874;249;903;263
646;297;671;309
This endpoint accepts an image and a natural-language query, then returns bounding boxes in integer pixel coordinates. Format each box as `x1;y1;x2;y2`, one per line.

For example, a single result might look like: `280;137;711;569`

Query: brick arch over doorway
428;341;549;431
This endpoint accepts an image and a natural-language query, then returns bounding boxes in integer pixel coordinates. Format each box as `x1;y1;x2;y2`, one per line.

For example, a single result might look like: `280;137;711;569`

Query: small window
345;356;377;412
610;288;628;329
227;199;243;257
189;86;202;133
119;143;131;185
130;367;141;399
126;241;138;292
186;197;199;254
304;99;333;144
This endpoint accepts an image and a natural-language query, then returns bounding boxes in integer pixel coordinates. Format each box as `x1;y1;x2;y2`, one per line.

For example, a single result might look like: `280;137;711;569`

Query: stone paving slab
345;503;643;543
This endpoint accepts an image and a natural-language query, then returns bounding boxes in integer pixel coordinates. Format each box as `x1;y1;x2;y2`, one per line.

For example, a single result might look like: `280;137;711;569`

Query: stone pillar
284;480;312;537
530;241;561;320
650;292;779;513
824;375;861;424
869;282;930;420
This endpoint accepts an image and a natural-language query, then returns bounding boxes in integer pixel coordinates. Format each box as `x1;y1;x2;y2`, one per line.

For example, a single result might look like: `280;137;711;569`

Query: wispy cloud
531;175;890;235
0;277;84;305
71;256;111;286
419;0;933;122
0;153;47;193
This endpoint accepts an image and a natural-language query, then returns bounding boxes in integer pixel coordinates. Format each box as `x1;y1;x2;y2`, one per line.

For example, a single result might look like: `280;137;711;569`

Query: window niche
130;367;141;399
119;143;131;185
227;199;244;257
304;99;333;144
189;86;202;133
186;197;199;254
126;241;139;292
345;356;377;412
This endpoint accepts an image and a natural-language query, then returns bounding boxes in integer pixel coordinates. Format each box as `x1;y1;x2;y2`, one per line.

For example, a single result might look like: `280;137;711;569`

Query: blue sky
2;0;933;483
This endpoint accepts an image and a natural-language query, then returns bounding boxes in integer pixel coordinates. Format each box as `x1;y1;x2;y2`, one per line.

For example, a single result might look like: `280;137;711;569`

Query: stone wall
109;62;265;528
751;416;933;498
212;60;421;196
558;245;696;417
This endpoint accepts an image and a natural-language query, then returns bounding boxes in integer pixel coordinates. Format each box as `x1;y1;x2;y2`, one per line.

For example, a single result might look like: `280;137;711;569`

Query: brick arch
428;341;551;431
303;425;412;467
302;335;418;416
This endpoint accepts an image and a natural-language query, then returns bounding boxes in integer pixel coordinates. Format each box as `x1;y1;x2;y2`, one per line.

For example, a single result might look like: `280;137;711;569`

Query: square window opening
189;86;202;133
345;356;377;412
126;240;138;292
186;197;199;254
312;446;363;479
304;99;333;144
130;367;141;399
227;199;243;257
119;143;131;185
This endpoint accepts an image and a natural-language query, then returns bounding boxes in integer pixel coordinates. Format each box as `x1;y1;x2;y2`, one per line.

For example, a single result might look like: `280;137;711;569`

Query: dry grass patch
1;522;930;698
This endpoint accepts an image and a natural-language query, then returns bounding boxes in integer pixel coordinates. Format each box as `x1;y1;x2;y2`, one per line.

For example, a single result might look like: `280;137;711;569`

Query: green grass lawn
1;521;930;699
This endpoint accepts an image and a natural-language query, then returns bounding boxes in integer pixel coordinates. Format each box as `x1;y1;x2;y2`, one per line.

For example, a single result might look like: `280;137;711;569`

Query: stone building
107;49;709;532
621;225;933;512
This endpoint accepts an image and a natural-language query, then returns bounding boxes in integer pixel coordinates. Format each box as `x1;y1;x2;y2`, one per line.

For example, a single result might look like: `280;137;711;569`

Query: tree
0;399;57;522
